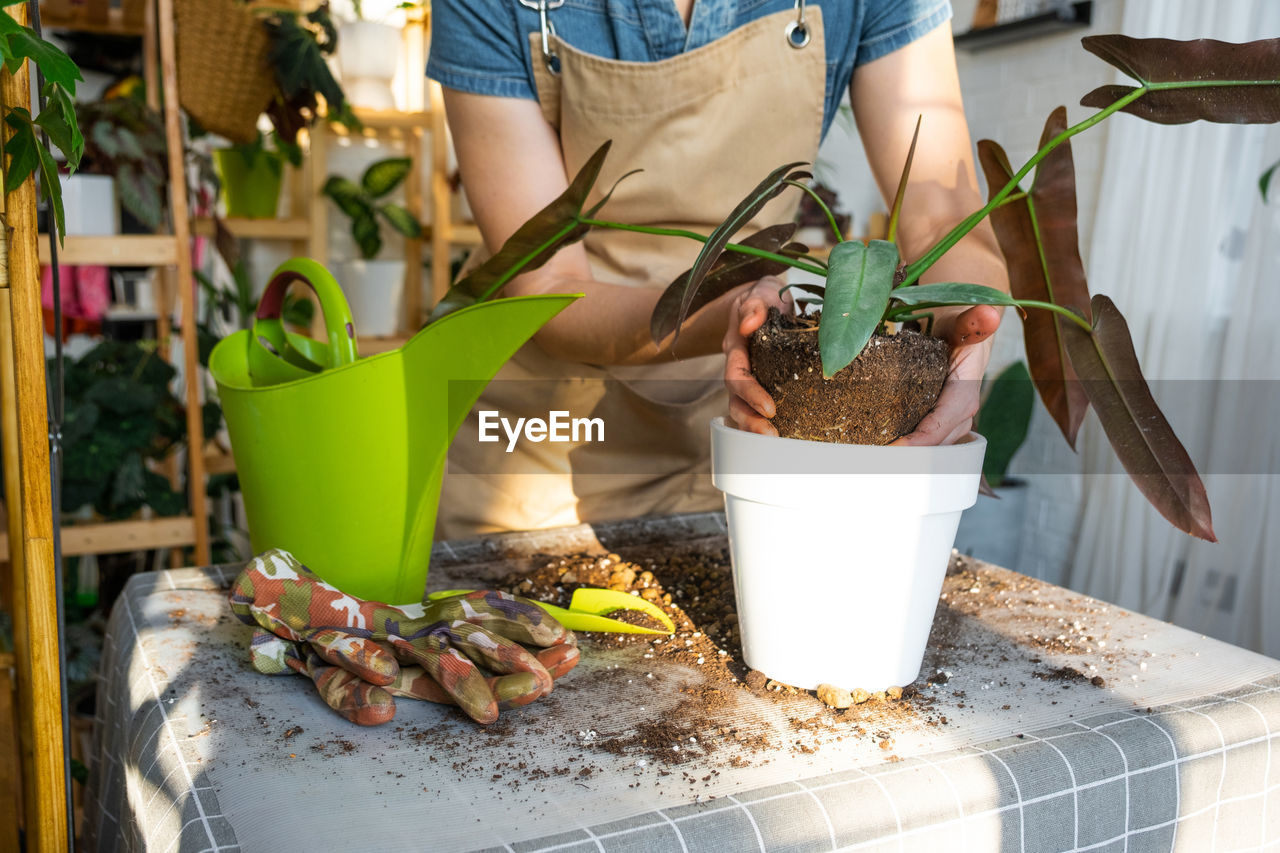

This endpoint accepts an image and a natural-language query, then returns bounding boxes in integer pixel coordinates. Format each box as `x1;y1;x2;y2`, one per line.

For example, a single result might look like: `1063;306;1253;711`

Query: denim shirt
426;0;951;139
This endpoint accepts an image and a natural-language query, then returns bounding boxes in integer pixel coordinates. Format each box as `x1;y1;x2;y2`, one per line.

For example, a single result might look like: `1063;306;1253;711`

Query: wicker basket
175;0;274;144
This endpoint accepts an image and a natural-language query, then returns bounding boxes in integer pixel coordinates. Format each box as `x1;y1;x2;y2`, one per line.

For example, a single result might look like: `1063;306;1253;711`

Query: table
84;513;1280;852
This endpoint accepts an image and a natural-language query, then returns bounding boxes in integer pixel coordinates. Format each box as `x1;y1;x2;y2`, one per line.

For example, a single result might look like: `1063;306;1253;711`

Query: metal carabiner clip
518;0;566;74
785;0;811;50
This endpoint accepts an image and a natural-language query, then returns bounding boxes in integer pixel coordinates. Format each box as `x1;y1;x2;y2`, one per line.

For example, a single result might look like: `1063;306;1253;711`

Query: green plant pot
214;147;283;219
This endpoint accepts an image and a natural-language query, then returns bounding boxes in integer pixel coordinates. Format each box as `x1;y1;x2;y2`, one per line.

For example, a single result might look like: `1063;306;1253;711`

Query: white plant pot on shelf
336;258;404;338
337;21;402;111
61;173;119;236
710;417;985;691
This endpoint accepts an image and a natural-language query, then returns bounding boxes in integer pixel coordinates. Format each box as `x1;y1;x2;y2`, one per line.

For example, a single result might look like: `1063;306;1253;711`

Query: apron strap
518;0;564;75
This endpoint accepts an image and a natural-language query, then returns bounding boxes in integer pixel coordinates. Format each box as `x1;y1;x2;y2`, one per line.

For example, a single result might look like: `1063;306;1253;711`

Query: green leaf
362;157;412;198
35;136;65;239
432;139;613;321
36;82;83;170
818;239;898;378
115;162;165;231
351;211;381;259
674;160;811;345
322;175;370;218
1080;35;1280;125
888;281;1021;309
110;452;147;510
650;223;801;343
90;121;120;158
977;107;1092;449
3;26;82;93
1261;159;1279;202
266;13;346;110
378;203;422;238
1061;295;1215;541
974;360;1034;487
3;111;39;193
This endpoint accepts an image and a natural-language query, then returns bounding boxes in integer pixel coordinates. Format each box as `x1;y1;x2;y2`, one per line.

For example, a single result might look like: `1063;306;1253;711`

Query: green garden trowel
210;258;580;604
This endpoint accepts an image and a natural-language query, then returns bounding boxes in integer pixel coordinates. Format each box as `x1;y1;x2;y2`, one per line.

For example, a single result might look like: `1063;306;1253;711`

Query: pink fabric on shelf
42;265;112;320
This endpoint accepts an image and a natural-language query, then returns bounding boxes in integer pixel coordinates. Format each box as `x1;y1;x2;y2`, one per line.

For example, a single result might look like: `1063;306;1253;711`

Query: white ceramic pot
337;20;401;110
710;417;986;691
336;258;404;338
954;479;1028;570
61;173;119;236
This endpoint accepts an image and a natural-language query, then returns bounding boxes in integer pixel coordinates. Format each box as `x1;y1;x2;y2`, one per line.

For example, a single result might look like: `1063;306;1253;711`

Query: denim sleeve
425;0;537;100
855;0;953;67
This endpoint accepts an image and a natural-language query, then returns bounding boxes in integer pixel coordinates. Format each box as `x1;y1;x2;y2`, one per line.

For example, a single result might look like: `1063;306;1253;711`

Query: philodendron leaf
1080;35;1280;125
886;114;922;246
887;282;1020;311
431;140;613;321
673;161;812;344
650;223;799;343
818;239;897;378
1061;295;1215;542
362;157;412;199
978;107;1092;449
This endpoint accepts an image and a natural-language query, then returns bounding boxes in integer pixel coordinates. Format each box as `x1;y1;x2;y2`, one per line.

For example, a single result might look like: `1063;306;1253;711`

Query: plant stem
783;179;844;243
900;85;1149;286
885;296;1094;332
578;217;829;276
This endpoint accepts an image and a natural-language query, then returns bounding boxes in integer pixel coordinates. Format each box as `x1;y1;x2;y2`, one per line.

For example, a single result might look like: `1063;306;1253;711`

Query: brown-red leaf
1081;35;1280;125
649;223;799;344
1061;295;1215;542
977;107;1092;449
430;140;613;321
667;162;811;345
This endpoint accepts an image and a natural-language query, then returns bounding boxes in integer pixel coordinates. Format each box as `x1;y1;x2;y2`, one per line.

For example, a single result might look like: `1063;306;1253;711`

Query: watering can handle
255;258;359;368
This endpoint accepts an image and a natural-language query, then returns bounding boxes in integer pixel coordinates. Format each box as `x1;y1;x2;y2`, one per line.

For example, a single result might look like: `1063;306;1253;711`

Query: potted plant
73;95;167;232
180;1;356;218
426;36;1277;691
954;360;1034;569
334;0;404;111
321;156;423;336
211;131;297;219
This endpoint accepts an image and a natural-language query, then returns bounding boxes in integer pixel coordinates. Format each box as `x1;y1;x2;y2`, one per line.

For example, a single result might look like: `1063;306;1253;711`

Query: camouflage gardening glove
228;549;579;726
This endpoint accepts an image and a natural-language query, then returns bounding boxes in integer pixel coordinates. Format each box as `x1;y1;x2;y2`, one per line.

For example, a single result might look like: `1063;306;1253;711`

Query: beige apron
437;6;826;538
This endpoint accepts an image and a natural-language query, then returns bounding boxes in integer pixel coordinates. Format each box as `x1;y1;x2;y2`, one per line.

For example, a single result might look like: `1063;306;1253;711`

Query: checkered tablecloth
84;513;1280;852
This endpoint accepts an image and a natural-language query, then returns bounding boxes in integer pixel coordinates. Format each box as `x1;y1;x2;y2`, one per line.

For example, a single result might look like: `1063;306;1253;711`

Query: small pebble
816;684;853;709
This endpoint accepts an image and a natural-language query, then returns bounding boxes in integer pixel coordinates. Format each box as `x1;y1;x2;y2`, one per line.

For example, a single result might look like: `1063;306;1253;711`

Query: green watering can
210;258;579;604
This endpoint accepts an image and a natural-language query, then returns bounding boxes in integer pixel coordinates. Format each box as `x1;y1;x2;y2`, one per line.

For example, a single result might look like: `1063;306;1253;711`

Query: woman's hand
724;276;792;435
892;304;1001;446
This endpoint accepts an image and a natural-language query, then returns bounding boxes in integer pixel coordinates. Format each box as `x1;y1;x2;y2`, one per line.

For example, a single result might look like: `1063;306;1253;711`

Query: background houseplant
954;359;1035;569
75;94;167;231
322;155;422;335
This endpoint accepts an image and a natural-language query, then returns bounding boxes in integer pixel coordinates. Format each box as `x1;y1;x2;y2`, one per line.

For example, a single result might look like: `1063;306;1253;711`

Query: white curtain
1066;1;1280;654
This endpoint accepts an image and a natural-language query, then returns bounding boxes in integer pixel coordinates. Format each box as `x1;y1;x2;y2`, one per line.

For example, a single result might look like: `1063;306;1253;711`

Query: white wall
815;0;1126;584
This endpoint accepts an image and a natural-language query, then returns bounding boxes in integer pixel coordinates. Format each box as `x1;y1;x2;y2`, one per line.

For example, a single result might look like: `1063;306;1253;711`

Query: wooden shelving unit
24;0;211;570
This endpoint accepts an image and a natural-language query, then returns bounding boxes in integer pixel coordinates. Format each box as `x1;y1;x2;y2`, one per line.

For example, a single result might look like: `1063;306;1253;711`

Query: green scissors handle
428;587;674;635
